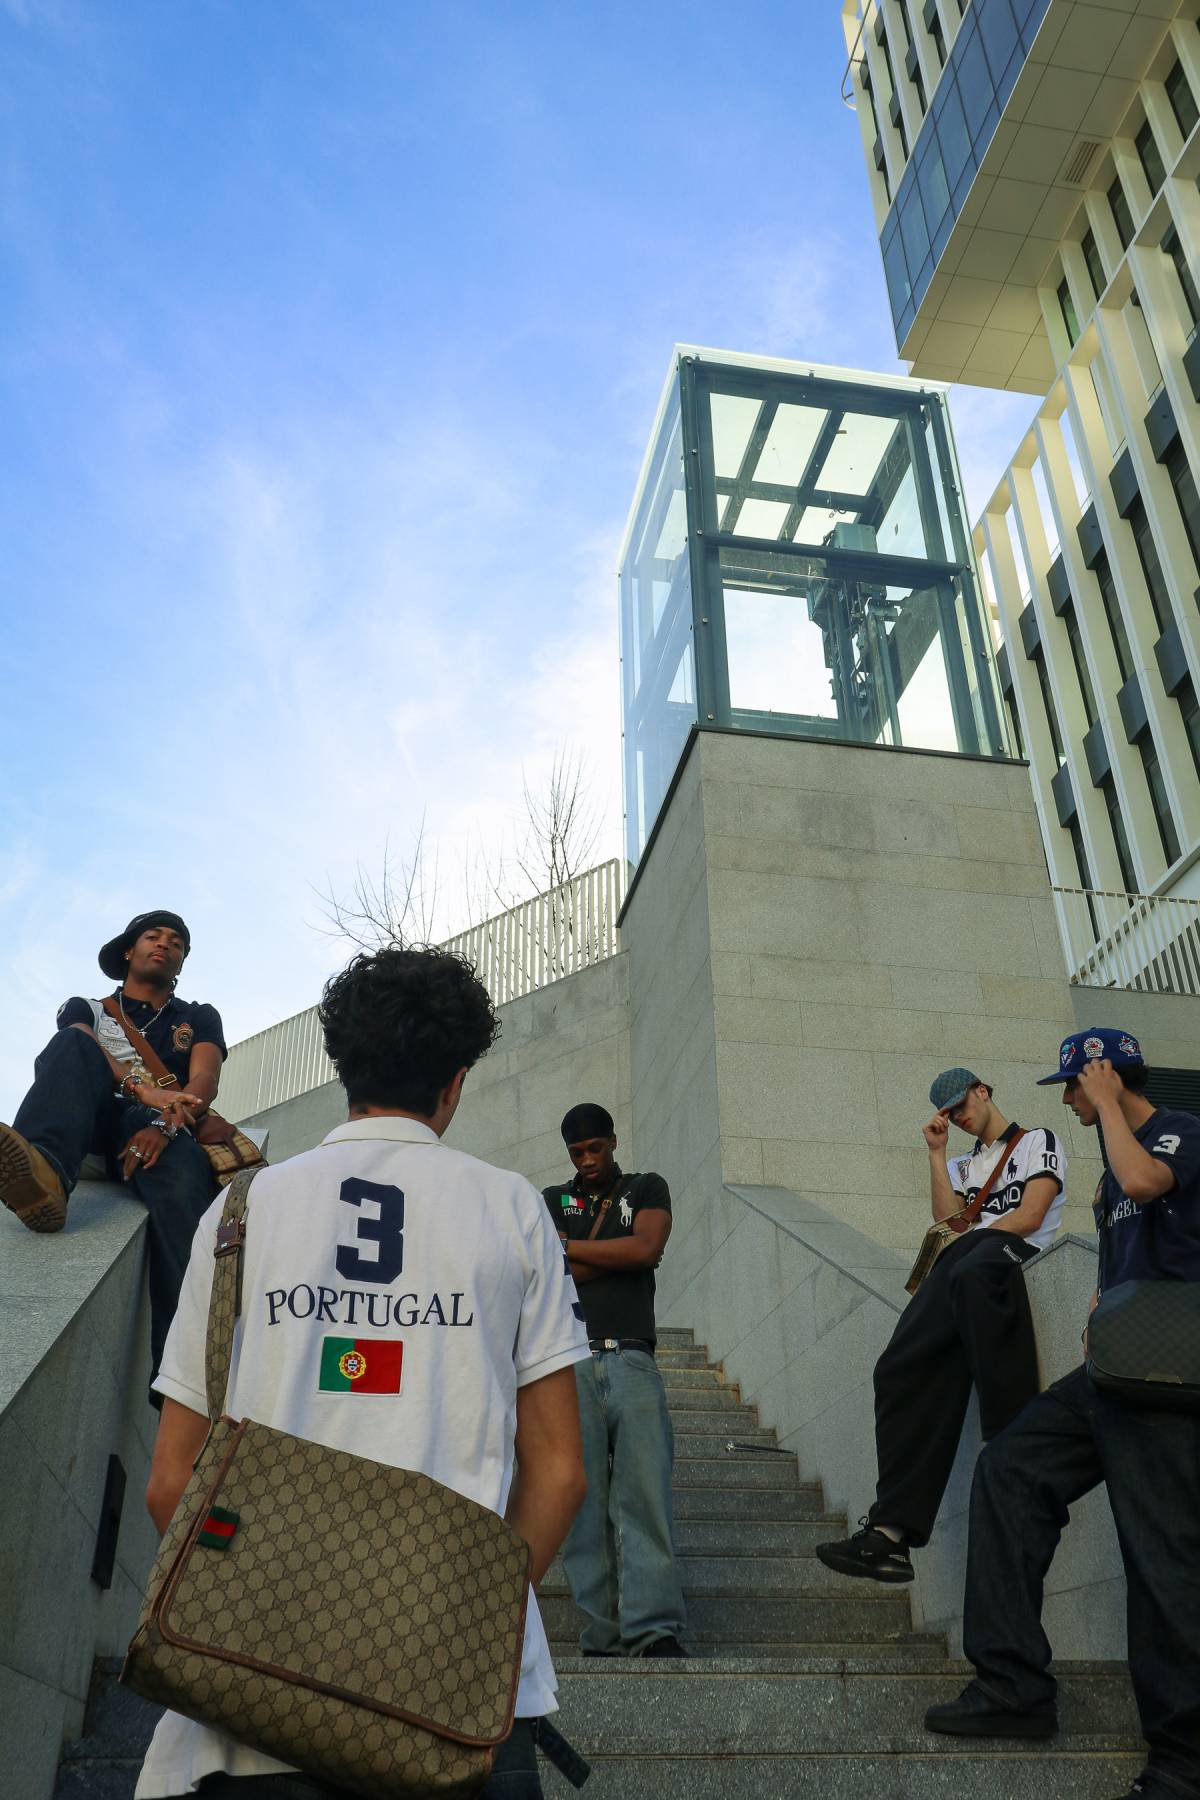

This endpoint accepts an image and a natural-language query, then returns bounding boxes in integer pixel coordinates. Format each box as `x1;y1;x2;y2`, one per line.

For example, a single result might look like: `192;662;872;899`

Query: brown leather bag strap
960;1127;1026;1226
101;996;180;1090
205;1166;260;1419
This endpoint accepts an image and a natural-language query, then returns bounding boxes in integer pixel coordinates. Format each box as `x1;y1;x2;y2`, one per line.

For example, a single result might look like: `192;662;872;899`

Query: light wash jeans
562;1347;686;1654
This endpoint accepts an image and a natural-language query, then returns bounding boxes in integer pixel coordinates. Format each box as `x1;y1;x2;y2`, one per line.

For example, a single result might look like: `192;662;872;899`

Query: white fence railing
1053;885;1200;998
219;860;627;1123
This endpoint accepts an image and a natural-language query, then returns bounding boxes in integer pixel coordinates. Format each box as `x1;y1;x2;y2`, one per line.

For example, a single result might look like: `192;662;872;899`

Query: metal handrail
1052;885;1200;998
218;860;627;1123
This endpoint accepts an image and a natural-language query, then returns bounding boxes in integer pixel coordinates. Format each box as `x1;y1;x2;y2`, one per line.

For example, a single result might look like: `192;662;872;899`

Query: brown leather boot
0;1123;68;1232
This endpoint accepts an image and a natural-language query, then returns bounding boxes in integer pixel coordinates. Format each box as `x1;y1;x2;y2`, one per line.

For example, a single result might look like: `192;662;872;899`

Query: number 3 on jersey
335;1178;404;1283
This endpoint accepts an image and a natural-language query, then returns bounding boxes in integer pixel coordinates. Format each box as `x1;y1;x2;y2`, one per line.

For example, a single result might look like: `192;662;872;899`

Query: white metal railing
218;859;627;1123
1053;885;1200;998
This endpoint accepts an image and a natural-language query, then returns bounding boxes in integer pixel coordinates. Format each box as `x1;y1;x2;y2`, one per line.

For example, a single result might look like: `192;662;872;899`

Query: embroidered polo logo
172;1023;194;1053
198;1506;239;1549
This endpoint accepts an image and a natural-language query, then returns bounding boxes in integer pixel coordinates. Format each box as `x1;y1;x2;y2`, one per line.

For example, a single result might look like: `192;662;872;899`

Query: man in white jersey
818;1065;1065;1584
135;945;590;1800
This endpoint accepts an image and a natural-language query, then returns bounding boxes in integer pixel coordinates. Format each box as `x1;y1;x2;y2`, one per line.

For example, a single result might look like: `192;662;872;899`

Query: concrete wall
0;1187;160;1800
683;1183;1123;1659
240;952;633;1192
1069;984;1200;1072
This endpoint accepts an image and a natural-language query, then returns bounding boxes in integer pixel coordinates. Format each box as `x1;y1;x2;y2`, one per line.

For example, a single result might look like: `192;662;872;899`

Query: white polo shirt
136;1114;590;1800
949;1123;1067;1252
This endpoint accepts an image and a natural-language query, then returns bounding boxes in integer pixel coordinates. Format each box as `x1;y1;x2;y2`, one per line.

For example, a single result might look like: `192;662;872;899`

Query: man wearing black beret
542;1103;687;1658
0;910;226;1380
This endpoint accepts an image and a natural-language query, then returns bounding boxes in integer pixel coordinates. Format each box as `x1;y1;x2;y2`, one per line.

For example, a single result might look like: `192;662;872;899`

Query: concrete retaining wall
0;1186;160;1800
665;1181;1124;1659
238;953;633;1193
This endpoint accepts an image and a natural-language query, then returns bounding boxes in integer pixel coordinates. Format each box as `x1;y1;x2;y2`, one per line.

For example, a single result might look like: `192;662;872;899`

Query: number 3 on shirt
335;1178;405;1283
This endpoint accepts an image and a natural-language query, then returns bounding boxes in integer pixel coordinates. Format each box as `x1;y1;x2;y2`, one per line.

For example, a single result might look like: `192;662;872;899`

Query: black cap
561;1103;615;1145
99;911;191;981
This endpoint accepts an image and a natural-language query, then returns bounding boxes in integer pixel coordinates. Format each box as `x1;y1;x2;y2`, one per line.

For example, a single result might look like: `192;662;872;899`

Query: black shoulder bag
1086;1179;1200;1413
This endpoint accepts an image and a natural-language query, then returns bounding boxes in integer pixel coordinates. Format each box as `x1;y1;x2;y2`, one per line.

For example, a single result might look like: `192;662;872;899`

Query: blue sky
0;0;1035;1112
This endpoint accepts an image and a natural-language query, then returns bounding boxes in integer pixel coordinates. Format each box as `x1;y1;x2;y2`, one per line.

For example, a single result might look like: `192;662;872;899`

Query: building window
1094;551;1133;680
1166;57;1199;141
1032;647;1066;764
1164;442;1200;576
1177;676;1200;783
1137;731;1181;866
1006;691;1026;758
913;66;927;114
1136;118;1166;197
1109;175;1134;251
1067;817;1101;936
931;15;946;67
1162;226;1200;328
1101;775;1138;893
1082;228;1106;303
1058;275;1080;346
1127;498;1173;634
1062;604;1097;726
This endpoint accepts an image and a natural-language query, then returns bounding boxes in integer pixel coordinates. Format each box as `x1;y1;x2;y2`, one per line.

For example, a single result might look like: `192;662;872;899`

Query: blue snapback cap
1037;1027;1144;1085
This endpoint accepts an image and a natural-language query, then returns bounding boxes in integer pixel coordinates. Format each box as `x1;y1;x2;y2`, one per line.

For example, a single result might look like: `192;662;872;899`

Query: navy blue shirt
1094;1106;1200;1289
56;990;227;1089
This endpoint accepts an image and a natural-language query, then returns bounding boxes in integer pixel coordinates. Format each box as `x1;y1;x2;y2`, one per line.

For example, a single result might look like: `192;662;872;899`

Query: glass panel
900;186;931;276
816;411;899;494
1136;119;1166;196
1058;276;1080;346
934;78;972;189
709;393;762;479
956;23;993;131
1103;777;1138;893
917;137;951;236
1082;228;1106;302
1167;57;1199;140
619;380;698;866
757;404;826;485
728;497;792;540
977;0;1018;84
1139;733;1180;865
1108;177;1133;250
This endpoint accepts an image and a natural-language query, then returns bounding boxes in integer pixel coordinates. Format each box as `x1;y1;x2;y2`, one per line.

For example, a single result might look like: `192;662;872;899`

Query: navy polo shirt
57;990;227;1088
1095;1107;1200;1288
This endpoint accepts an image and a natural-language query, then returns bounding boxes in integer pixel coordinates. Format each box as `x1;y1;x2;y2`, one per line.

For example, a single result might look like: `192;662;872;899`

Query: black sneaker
1107;1779;1200;1799
640;1636;688;1657
925;1681;1057;1739
816;1520;913;1583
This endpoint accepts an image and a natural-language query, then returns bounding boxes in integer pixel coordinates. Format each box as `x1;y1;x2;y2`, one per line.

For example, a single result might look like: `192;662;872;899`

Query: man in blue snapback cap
927;1028;1200;1800
818;1064;1065;1584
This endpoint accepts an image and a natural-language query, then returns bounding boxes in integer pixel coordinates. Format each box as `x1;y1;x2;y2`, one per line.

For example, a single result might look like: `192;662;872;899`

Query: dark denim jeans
562;1347;686;1654
13;1027;217;1379
964;1364;1200;1797
187;1717;543;1798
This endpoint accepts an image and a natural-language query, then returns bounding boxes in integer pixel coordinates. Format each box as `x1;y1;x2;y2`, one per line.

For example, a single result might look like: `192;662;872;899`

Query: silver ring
131;1147;145;1161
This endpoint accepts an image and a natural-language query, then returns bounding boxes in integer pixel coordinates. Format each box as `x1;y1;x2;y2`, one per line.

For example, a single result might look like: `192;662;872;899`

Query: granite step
539;1751;1143;1799
537;1591;916;1645
543;1551;904;1598
673;1453;799;1487
671;1485;826;1521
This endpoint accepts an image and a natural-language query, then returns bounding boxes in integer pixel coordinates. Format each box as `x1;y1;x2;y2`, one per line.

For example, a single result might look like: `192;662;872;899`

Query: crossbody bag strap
204;1166;261;1421
101;996;180;1090
583;1176;632;1241
958;1127;1027;1228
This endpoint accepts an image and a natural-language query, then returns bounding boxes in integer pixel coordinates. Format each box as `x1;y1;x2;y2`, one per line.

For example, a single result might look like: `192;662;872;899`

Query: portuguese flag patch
318;1336;403;1395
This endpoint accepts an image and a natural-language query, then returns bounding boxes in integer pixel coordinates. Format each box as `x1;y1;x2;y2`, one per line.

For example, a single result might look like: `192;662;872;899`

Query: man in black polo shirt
926;1028;1200;1800
0;910;226;1379
542;1103;687;1658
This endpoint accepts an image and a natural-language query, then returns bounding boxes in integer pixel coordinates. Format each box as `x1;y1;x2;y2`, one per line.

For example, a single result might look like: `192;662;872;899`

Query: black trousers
965;1367;1200;1796
868;1228;1039;1547
186;1719;543;1798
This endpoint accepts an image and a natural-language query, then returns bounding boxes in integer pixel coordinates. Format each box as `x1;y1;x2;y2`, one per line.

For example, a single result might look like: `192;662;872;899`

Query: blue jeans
963;1365;1200;1796
562;1347;686;1654
13;1027;217;1380
187;1717;543;1797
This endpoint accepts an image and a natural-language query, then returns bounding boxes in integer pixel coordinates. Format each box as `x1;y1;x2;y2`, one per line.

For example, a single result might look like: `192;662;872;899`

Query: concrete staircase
53;1326;1143;1800
539;1326;1143;1799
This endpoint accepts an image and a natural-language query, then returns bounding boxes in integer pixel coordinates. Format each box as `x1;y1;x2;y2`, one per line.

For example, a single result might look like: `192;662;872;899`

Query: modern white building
841;0;1200;994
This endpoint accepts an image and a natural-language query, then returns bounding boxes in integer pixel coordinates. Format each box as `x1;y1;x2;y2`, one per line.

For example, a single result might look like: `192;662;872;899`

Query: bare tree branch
313;817;441;951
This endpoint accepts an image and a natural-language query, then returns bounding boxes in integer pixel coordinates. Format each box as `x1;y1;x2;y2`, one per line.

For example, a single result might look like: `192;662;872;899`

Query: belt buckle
597;1337;619;1351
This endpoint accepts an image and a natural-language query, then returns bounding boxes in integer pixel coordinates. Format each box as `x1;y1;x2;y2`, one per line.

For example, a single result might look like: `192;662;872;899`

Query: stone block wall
0;1186;160;1800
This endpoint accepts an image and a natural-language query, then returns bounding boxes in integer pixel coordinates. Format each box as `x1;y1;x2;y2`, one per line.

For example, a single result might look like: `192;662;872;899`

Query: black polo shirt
541;1166;671;1347
57;990;227;1088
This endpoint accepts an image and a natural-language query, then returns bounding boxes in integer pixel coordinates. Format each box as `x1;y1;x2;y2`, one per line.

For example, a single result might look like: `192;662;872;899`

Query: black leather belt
588;1337;654;1354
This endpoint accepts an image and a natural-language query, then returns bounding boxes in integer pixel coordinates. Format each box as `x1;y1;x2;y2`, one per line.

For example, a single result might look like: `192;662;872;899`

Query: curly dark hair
318;945;500;1115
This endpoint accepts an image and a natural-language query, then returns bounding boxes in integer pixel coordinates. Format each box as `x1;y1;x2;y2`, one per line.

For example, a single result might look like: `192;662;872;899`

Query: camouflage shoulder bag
121;1169;531;1799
